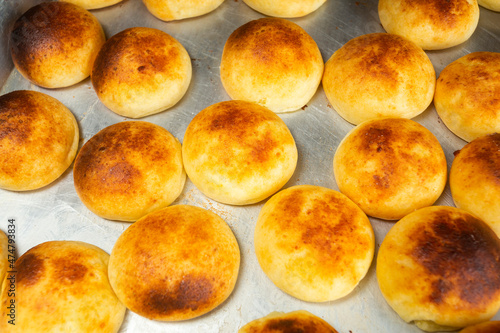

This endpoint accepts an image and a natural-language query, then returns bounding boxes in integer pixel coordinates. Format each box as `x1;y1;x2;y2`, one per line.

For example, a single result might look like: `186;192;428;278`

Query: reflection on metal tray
0;0;499;332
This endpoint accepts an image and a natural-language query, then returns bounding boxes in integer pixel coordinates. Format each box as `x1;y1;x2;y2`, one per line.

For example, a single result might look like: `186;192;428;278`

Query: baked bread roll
254;185;375;302
0;241;126;332
60;0;124;10
434;52;500;142
323;33;436;125
459;321;500;333
143;0;224;21
0;232;7;286
0;90;79;191
108;205;240;321
378;0;480;50
478;0;500;11
377;206;500;332
333;118;447;220
239;310;339;333
182;100;297;205
91;27;191;118
73;121;185;221
450;133;500;237
10;2;105;88
242;0;327;17
220;18;324;113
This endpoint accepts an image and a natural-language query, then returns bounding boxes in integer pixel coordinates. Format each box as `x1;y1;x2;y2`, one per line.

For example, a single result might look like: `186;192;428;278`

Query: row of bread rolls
2;88;497;237
8;2;500;141
64;0;500;21
0;196;498;331
63;0;329;18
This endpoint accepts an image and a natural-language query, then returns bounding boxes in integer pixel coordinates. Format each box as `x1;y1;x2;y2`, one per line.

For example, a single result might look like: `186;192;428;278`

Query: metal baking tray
1;0;499;332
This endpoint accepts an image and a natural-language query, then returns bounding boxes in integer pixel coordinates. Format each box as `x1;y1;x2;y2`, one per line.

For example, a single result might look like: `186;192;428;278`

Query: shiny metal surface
0;0;499;332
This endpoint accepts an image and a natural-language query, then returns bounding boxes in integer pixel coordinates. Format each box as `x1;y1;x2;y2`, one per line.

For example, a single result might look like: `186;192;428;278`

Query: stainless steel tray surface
0;0;499;332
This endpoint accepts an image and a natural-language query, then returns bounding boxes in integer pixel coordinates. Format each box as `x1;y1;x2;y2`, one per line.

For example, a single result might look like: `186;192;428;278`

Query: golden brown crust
220;18;324;113
377;206;500;331
0;90;79;191
182;100;297;205
73;121;185;221
91;27;191;118
108;205;240;321
459;321;500;333
239;310;338;333
10;2;105;88
142;0;224;21
242;0;327;17
333;118;447;220
0;241;126;332
450;133;500;236
254;185;374;302
323;33;435;125
378;0;479;50
435;52;500;142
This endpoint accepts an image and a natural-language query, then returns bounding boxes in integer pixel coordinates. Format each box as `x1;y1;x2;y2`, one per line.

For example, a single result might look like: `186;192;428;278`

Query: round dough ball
333;118;447;220
434;52;500;142
323;33;436;125
242;0;327;17
377;206;500;332
450;133;500;237
220;18;324;113
10;2;105;88
108;205;240;321
378;0;479;50
91;27;192;118
0;90;79;191
73;121;185;221
143;0;224;21
182;100;297;205
254;185;375;302
478;0;500;11
239;310;339;333
0;241;126;333
460;321;500;333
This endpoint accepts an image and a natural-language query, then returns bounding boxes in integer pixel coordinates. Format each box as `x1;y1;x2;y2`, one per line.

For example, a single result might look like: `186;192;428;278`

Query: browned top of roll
434;52;500;142
182;100;297;205
453;133;500;185
437;52;500;114
254;185;374;302
0;90;78;191
73;121;185;221
220;18;324;112
323;33;435;124
91;27;191;118
238;310;339;333
377;206;500;329
108;205;240;321
10;2;105;88
333;118;447;220
401;0;475;29
378;0;479;50
92;27;183;92
226;18;312;66
408;211;500;305
0;241;125;332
